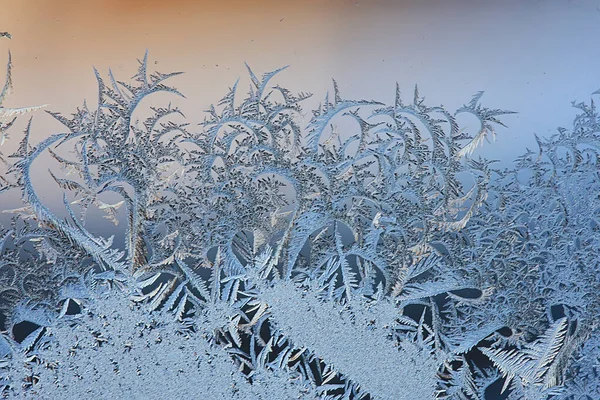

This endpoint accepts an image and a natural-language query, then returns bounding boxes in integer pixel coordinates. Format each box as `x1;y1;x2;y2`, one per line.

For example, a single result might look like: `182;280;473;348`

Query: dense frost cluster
0;45;599;399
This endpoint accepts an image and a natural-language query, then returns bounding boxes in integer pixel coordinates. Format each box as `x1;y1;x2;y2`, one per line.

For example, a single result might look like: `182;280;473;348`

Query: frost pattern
0;45;599;400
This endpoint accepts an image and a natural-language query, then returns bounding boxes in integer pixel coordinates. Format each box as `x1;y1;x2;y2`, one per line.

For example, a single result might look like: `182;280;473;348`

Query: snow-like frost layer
3;291;319;400
261;280;439;400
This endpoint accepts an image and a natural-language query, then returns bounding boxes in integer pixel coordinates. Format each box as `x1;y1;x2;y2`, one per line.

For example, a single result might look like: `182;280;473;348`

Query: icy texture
1;46;599;399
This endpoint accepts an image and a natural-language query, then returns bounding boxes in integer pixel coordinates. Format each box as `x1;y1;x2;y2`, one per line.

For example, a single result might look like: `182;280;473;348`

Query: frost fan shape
0;51;599;400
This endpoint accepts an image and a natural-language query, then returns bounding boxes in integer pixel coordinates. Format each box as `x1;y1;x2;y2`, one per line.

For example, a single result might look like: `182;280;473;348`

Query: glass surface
1;1;599;399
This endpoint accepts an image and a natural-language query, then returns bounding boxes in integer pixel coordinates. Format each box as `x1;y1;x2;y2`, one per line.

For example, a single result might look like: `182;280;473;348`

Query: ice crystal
0;47;599;400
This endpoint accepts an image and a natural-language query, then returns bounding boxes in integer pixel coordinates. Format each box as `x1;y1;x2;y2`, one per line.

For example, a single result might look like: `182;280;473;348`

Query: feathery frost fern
0;43;599;399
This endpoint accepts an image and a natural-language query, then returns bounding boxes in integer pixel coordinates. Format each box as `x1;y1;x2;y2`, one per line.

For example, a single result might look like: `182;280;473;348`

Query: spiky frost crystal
0;51;599;400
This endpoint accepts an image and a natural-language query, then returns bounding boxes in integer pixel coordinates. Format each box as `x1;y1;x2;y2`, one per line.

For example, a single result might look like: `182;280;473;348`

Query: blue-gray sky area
1;0;600;227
